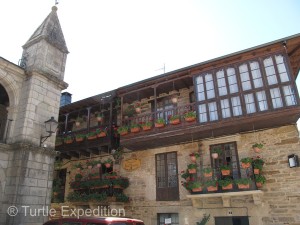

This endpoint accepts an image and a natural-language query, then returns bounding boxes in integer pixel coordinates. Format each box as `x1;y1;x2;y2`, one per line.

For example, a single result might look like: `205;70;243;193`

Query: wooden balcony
119;103;300;150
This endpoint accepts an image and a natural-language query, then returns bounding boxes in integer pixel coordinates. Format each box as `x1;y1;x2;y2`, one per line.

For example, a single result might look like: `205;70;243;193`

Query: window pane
231;96;242;116
244;93;256;114
167;152;178;187
256;91;268;111
156;154;166;188
264;57;278;85
270;87;283;108
239;64;252;91
275;55;290;82
221;99;231;118
250;61;263;88
198;104;207;123
196;76;205;101
227;68;239;93
217;70;227;96
208;102;218;121
205;74;215;99
283;85;297;106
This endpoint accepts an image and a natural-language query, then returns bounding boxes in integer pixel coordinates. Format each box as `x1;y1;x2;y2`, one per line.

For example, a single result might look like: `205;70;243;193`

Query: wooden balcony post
64;113;69;133
120;96;123;125
87;107;91;132
154;86;157;121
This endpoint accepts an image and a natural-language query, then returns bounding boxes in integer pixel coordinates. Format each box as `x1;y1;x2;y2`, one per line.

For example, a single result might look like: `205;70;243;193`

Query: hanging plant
202;167;213;177
240;157;253;169
252;143;264;153
211;147;222;159
96;113;104;122
189;152;200;162
75;117;84;127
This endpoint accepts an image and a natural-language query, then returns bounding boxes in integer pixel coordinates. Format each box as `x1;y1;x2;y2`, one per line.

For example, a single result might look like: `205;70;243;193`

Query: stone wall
0;143;58;225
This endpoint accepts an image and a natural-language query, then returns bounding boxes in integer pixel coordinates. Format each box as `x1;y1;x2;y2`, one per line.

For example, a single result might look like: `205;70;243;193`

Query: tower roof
23;6;68;53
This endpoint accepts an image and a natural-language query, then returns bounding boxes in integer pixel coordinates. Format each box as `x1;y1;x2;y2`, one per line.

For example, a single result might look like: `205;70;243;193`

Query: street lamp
40;116;58;147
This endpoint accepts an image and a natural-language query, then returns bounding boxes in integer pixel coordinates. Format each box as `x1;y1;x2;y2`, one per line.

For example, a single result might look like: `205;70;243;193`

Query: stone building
0;6;68;225
52;34;300;225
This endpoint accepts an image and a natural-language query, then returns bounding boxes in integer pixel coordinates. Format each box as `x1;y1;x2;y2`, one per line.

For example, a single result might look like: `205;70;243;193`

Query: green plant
202;168;212;174
75;173;83;180
130;123;140;129
96;128;106;135
197;214;210;225
189;152;200;158
86;160;97;167
218;178;233;187
220;164;231;170
252;157;265;165
211;147;222;155
252;143;264;149
181;170;190;179
155;118;165;124
184;111;196;118
191;181;203;189
89;192;108;202
181;181;193;191
241;157;253;164
205;180;218;187
255;174;266;184
234;178;251;185
52;178;62;192
86;131;97;137
64;136;73;142
75;133;86;139
73;162;83;170
103;158;113;164
187;163;197;169
117;126;129;134
123;104;136;117
253;163;263;170
115;193;129;202
169;114;180;121
112;147;124;161
54;159;63;170
141;121;153;127
112;177;129;189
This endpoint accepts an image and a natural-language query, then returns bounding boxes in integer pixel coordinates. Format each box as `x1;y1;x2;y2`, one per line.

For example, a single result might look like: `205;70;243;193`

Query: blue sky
1;0;300;102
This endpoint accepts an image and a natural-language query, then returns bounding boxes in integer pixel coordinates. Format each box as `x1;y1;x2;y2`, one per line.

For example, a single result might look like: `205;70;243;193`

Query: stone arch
0;68;19;108
0;84;9;141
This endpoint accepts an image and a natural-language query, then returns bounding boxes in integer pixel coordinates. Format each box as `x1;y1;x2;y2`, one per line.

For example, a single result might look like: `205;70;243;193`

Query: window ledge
187;190;263;207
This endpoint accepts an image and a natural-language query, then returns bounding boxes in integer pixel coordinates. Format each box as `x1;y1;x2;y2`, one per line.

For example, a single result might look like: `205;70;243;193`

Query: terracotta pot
135;107;141;113
253;147;261;153
97;117;103;122
221;170;231;176
256;182;263;188
113;185;123;189
155;123;165;128
96;163;101;168
241;162;251;169
87;136;97;140
192;187;202;192
105;163;111;168
185;117;196;122
207;186;218;192
88;165;92;169
75;122;81;127
254;168;260;174
211;153;219;159
222;183;233;190
65;139;73;144
120;131;128;136
76;137;84;142
131;127;140;133
186;177;191;182
170;119;181;125
190;156;197;162
97;132;106;138
204;172;212;178
238;184;250;189
142;126;152;131
188;168;197;174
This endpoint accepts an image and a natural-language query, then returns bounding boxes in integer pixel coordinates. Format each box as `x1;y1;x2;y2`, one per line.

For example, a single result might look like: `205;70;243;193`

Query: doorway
215;216;249;225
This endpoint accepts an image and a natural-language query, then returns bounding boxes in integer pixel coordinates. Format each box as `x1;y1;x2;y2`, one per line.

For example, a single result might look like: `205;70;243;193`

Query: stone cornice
11;142;61;157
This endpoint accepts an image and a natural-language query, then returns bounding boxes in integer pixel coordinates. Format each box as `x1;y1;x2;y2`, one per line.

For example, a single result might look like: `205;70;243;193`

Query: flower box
185;117;196;122
222;183;233;190
142;126;152;131
192;187;202;192
170;119;181;125
155;123;165;128
131;127;140;133
87;135;97;140
256;182;263;188
221;169;231;176
97;132;106;138
204;172;213;178
188;168;197;174
119;131;128;136
238;184;250;189
254;169;260;174
241;162;251;169
207;186;218;192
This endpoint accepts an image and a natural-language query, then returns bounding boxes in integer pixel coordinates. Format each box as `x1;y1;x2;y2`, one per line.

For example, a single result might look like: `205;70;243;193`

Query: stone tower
0;6;68;225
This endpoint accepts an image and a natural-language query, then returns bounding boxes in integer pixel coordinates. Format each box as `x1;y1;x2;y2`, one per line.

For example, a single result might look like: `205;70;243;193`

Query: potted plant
134;102;142;113
169;115;181;125
96;113;104;122
220;164;231;176
205;180;218;192
184;111;196;122
75;133;85;142
235;178;251;189
103;171;118;179
240;157;253;169
117;126;129;136
64;136;73;144
75;117;84;127
86;160;97;169
155;118;165;128
89;171;100;180
86;131;97;140
255;174;266;188
252;157;264;174
191;181;203;192
103;158;113;168
252;143;264;153
73;162;83;172
187;163;197;174
123;104;136;118
218;178;233;190
211;147;222;159
130;123;140;133
203;167;213;178
96;128;107;137
189;152;200;162
74;173;83;181
112;147;124;163
180;170;191;181
141;121;153;131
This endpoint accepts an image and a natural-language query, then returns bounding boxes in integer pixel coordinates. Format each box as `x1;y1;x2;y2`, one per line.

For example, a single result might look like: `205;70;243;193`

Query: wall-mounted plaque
122;158;141;171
